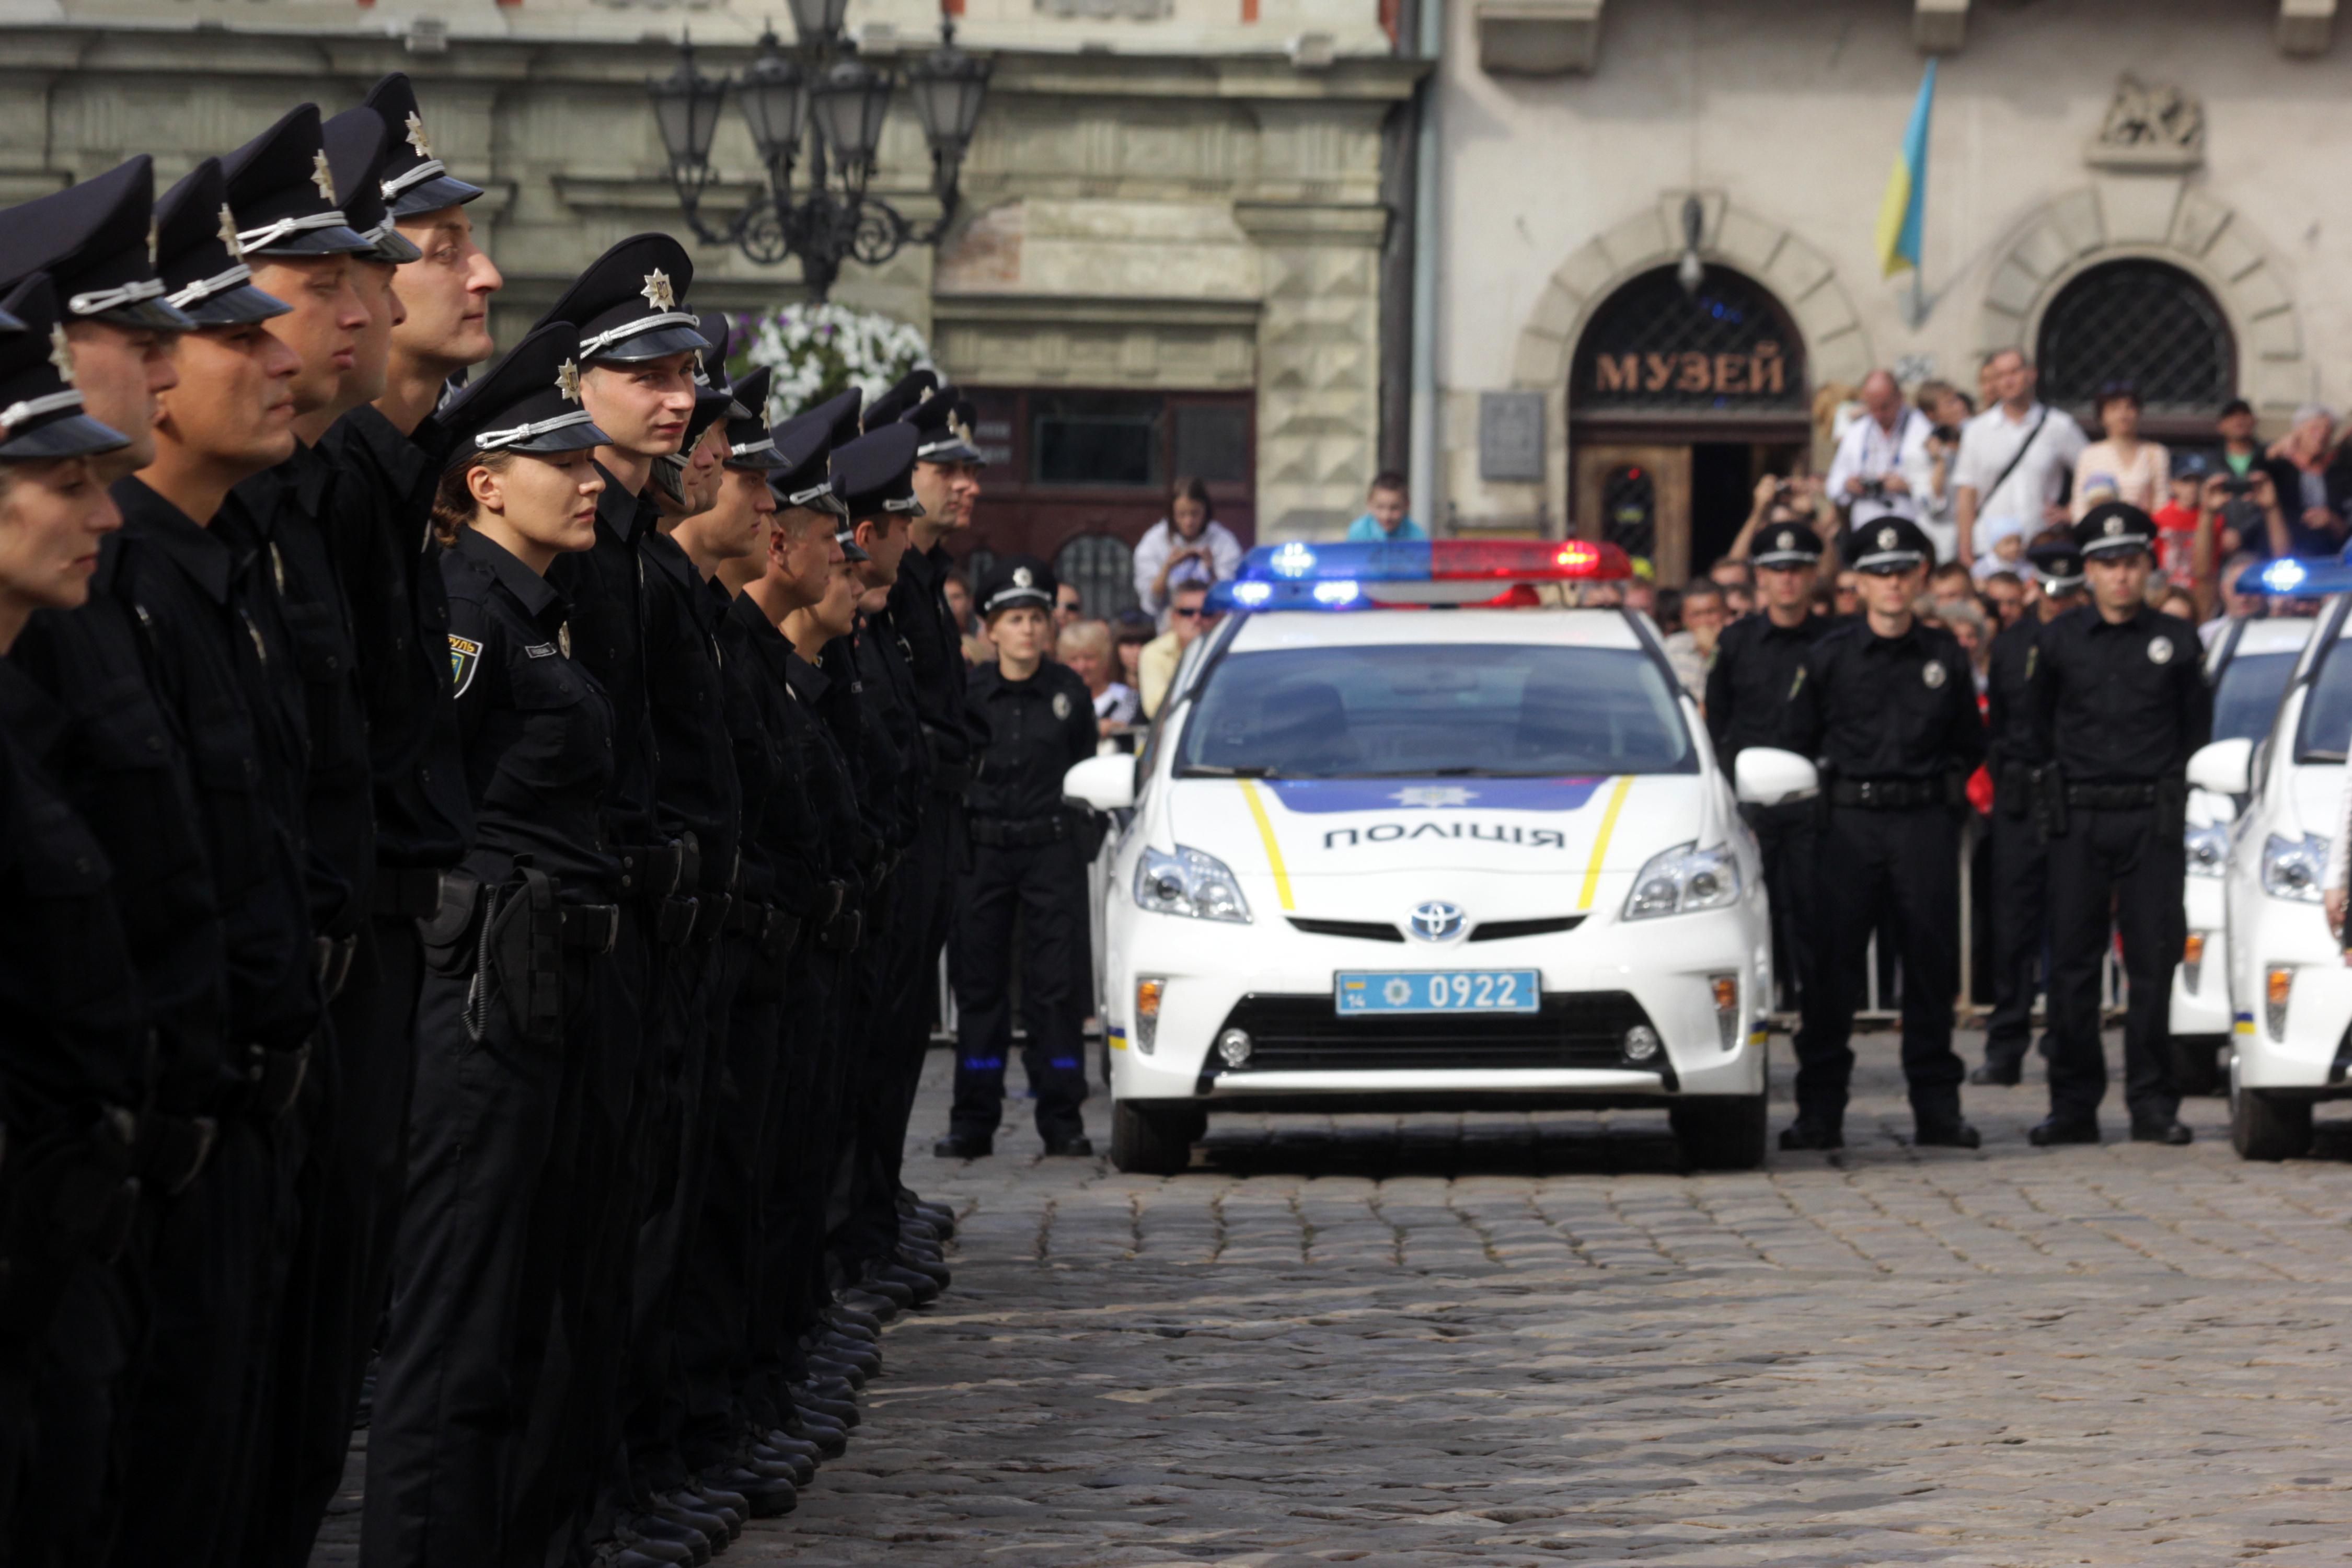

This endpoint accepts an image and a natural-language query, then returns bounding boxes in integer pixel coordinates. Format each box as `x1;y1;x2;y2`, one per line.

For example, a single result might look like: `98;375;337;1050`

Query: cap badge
1922;661;1947;689
48;325;75;386
146;215;159;267
2148;636;2174;665
405;111;432;158
1052;691;1072;720
555;358;582;403
217;205;243;259
1011;565;1034;589
949;412;976;447
311;151;337;204
640;269;676;310
2104;516;2123;536
1776;530;1795;551
1877;526;1897;550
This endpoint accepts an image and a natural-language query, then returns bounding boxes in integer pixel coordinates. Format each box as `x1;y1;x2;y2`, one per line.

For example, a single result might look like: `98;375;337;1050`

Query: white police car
2197;560;2352;1158
1062;539;1789;1175
2172;614;2313;1094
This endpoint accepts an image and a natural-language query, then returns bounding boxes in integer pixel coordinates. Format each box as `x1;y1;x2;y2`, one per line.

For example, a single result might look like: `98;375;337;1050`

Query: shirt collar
453;525;567;627
112;477;237;605
2086;604;2150;636
592;461;648;545
331;402;435;493
1862;618;1924;654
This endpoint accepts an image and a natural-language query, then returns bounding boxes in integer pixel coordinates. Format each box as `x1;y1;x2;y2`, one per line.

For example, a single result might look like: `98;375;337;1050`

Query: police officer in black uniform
365;320;627;1568
1780;516;1985;1151
942;556;1101;1157
2023;502;2210;1146
1971;535;2086;1087
0;272;153;1568
1705;520;1832;1033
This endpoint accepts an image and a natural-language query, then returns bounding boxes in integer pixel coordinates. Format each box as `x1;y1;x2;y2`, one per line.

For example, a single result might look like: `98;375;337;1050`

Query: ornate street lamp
647;19;991;299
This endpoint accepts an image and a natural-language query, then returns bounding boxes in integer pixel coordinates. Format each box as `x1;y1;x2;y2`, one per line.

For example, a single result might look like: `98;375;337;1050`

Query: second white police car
1063;539;1798;1175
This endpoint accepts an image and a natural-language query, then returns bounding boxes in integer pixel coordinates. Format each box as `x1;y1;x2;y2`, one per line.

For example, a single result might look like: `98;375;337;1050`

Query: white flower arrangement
730;301;938;421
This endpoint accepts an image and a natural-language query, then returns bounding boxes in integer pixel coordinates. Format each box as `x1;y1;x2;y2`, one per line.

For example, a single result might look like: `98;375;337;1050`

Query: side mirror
1734;746;1820;808
1065;752;1137;812
2186;736;2254;798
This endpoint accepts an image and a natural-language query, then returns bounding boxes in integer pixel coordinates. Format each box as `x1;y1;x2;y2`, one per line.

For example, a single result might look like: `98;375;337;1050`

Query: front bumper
1107;883;1768;1105
2170;881;2229;1038
2233;900;2352;1091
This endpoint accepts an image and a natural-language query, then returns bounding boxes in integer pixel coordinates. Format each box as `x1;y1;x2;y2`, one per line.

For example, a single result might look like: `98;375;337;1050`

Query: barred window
1601;464;1656;560
1572;266;1806;416
1053;533;1139;620
2036;261;2235;420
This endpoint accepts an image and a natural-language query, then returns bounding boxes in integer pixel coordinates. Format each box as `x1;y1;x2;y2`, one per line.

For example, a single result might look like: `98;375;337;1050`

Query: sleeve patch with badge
449;634;483;696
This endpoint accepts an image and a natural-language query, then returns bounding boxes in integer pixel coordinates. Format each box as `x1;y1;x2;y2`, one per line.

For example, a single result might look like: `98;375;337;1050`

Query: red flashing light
1427;540;1631;582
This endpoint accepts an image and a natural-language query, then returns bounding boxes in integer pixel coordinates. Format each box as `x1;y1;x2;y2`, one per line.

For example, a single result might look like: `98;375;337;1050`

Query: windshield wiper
1352;766;1497;778
1180;764;1284;778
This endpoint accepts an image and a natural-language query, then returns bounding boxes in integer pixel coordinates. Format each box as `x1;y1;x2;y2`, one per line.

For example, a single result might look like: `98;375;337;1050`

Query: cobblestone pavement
317;1031;2352;1565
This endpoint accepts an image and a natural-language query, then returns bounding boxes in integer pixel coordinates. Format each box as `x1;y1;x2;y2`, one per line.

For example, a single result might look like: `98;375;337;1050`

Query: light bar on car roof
2240;557;2352;597
1240;538;1632;585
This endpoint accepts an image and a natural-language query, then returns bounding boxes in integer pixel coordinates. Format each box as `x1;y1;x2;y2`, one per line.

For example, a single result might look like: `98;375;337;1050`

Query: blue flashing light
2263;558;2308;594
1313;580;1361;606
1268;542;1319;578
2238;556;2352;598
1231;580;1274;607
1204;579;1368;614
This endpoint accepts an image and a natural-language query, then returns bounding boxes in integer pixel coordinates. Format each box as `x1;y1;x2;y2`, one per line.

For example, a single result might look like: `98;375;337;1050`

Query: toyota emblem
1408;901;1466;941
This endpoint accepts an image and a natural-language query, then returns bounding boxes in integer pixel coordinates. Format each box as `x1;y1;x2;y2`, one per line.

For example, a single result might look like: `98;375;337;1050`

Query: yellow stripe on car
1576;775;1635;911
1238;778;1295;912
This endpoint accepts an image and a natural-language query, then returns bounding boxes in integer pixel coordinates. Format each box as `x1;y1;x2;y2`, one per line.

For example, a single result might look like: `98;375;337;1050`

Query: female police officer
938;555;1102;1159
365;321;629;1568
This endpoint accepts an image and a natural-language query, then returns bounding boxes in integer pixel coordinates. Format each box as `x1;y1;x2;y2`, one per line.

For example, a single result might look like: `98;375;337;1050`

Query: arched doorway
2035;259;2236;442
1569;264;1811;583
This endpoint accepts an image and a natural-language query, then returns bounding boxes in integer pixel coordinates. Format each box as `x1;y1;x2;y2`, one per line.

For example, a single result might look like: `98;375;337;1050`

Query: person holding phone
1131;475;1242;622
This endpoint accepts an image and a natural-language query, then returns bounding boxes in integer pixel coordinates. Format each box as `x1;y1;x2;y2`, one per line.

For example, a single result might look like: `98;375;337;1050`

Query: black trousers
1797;804;1966;1131
754;943;844;1418
254;909;426;1566
363;946;602;1568
1743;800;1820;1031
1984;801;2051;1074
11;1254;140;1568
950;838;1090;1143
105;1116;278;1568
2045;804;2184;1127
675;932;782;1473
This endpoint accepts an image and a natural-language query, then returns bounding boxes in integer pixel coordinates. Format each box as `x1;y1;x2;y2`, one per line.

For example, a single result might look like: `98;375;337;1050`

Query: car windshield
2213;651;2298;745
1177;642;1697;778
2296;636;2352;763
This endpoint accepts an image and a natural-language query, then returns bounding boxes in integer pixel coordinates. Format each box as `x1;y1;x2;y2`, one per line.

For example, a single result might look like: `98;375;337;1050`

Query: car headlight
2184;821;2230;879
1622;841;1742;920
2259;833;2328;903
1134;845;1252;924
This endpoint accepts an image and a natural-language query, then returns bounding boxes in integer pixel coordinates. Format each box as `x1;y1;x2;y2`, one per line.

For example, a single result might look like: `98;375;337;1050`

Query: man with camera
1954;350;2088;566
1827;370;1939;554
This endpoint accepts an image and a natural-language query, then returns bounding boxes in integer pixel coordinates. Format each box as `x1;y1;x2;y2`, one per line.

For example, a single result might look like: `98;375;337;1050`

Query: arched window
1571;266;1807;417
1053;533;1138;621
2036;260;2235;424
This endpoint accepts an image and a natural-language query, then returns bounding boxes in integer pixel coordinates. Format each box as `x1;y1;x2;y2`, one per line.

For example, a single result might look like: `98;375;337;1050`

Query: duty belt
614;837;697;902
967;812;1071;848
725;898;804;961
2064;782;2160;809
1829;777;1953;810
370;865;448;920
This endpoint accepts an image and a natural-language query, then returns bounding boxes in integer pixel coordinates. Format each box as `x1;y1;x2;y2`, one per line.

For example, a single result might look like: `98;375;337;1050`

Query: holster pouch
2157;775;2188;843
139;1113;217;1197
2033;765;2069;844
654;895;699;946
0;1109;141;1334
315;933;359;1001
1074;806;1111;861
1998;760;2033;821
419;870;485;977
475;860;565;1050
821;905;863;953
240;1039;312;1120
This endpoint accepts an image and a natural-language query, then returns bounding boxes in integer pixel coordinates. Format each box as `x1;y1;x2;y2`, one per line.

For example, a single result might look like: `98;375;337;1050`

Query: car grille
1466;915;1585;942
1207;990;1654;1075
1286;916;1404;942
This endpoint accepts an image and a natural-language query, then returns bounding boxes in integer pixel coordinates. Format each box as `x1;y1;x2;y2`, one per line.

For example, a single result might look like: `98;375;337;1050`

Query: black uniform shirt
1984;614;2043;774
315;403;473;871
223;441;373;933
2025;604;2212;782
854;606;929;838
720;594;840;920
887;543;987;770
1704;610;1833;770
545;467;660;847
0;660;155;1115
1783;616;1985;782
818;632;903;861
964;659;1098;822
443;527;620;896
11;560;226;1100
641;528;741;893
784;639;868;891
103;477;320;1057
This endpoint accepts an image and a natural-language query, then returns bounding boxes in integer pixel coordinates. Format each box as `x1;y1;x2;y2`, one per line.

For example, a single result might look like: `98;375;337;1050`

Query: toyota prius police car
1063;538;1808;1175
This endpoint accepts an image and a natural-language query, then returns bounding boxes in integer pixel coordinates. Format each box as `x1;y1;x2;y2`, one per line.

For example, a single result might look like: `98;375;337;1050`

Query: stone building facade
0;0;1419;606
1436;0;2352;576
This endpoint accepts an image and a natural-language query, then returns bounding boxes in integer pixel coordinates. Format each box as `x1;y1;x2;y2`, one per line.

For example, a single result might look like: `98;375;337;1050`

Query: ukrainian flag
1875;60;1936;278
